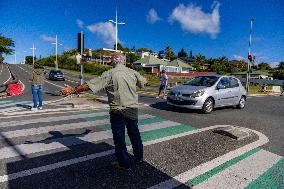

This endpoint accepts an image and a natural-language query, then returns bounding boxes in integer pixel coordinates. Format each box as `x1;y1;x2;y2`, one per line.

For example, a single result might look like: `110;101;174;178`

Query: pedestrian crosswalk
0;100;283;188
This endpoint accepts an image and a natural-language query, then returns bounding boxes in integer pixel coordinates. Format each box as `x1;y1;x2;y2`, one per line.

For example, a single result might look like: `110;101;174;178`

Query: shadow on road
149;101;202;114
45;91;61;97
16;103;32;109
3;130;192;189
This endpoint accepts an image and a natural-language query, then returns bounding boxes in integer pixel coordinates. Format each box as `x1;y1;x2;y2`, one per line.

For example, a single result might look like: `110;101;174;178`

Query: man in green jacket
61;52;147;170
30;63;45;111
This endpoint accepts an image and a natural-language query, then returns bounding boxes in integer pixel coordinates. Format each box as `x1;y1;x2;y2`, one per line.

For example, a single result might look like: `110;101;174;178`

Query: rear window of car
51;70;63;74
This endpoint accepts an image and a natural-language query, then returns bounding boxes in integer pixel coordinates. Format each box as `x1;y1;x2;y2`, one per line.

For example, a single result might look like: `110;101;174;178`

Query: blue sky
1;0;284;66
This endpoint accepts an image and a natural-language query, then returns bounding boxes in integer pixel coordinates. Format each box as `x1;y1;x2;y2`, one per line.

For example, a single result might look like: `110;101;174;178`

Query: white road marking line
44;80;64;89
0;125;267;183
19;80;25;91
0;100;13;105
0;63;3;74
147;126;269;189
3;65;11;84
0;120;179;160
193;149;282;189
0;104;33;113
0;111;109;128
0;107;97;118
0;150;115;183
1;114;154;139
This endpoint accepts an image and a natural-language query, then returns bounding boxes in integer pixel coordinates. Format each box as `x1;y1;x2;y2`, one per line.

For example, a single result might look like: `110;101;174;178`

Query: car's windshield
52;71;63;74
184;76;219;87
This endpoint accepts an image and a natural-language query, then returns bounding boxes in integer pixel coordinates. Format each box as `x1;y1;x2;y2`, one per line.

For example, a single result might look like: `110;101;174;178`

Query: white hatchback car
167;75;247;113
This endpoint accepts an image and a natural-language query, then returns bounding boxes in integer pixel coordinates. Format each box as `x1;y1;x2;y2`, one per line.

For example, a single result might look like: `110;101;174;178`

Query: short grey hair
111;52;126;66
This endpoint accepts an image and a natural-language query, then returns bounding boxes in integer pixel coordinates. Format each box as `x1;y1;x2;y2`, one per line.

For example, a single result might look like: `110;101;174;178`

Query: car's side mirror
217;84;226;90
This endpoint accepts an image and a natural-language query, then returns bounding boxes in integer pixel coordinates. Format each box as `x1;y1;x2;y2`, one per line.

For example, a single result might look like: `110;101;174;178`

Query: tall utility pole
54;35;58;70
52;35;62;70
246;18;254;92
108;7;125;51
30;43;36;66
23;50;27;64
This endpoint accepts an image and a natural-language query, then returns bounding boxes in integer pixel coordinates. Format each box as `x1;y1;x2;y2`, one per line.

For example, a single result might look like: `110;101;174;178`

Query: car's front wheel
202;98;214;114
236;96;246;109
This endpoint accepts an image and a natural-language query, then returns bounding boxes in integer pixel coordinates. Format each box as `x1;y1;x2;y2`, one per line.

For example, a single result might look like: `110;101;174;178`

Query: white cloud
76;19;84;29
87;22;118;48
169;1;221;38
40;35;56;43
147;8;162;24
232;55;245;61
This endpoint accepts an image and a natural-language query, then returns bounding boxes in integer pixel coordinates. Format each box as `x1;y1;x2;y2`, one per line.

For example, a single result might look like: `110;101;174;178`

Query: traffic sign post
78;32;84;85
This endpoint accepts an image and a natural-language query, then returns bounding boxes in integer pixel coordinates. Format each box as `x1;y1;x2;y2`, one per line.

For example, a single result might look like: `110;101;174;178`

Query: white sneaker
163;96;167;99
38;107;43;110
156;96;159;99
31;108;37;111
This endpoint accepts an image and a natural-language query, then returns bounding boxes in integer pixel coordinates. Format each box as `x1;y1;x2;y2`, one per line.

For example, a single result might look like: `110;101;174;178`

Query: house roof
168;59;195;69
133;55;167;66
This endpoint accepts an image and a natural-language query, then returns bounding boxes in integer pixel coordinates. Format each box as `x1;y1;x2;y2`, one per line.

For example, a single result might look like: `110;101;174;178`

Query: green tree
258;62;271;70
136;48;150;52
238;60;247;70
63;49;77;57
25;56;35;65
114;43;124;51
0;34;15;63
278;62;284;69
0;34;15;55
165;46;176;61
177;48;187;60
126;53;140;64
194;53;206;64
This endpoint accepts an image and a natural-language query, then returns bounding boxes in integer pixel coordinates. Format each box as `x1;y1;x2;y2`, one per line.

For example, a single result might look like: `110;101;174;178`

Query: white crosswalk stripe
193;149;282;189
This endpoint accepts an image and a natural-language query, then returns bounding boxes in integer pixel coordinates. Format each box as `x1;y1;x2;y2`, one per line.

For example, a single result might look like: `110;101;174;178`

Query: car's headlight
191;90;205;97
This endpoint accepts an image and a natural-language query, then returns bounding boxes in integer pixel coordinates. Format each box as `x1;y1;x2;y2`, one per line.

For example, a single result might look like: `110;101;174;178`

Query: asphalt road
1;64;78;102
0;64;11;89
139;94;284;156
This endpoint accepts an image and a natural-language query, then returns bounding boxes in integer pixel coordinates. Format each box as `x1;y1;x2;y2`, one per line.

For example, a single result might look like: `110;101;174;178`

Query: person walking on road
30;63;45;111
156;70;168;99
60;52;147;170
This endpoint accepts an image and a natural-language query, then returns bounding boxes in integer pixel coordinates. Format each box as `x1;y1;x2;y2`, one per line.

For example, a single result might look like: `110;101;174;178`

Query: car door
215;77;232;107
228;77;241;105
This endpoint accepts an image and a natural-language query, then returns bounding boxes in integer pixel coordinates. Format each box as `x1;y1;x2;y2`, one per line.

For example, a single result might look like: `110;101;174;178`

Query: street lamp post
108;7;125;51
246;18;254;92
30;43;36;66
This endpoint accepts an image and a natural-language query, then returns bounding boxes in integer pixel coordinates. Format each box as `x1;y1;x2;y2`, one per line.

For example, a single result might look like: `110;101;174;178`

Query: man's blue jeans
32;85;43;108
110;110;143;168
